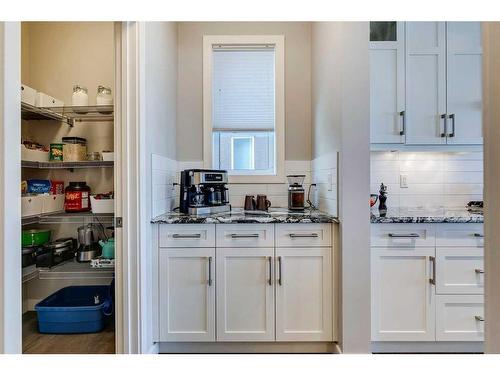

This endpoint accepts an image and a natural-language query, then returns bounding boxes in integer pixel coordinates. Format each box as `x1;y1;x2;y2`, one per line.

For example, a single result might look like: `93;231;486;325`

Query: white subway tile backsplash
371;151;483;208
311;151;338;216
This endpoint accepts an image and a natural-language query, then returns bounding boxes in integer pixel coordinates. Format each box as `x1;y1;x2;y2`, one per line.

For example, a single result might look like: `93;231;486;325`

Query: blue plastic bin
35;285;113;334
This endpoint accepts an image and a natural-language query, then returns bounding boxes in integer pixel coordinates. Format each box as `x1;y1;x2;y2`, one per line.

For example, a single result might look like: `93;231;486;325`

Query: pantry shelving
22;212;114;226
38;259;115;280
21;102;114;127
22;160;114;169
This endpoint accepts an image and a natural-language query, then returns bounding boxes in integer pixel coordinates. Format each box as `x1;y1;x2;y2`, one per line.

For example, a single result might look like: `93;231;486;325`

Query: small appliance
287;175;306;211
76;224;102;262
179;169;230;215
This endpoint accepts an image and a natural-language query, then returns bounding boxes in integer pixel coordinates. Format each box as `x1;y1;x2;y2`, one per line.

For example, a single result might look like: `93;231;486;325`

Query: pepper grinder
378;183;388;212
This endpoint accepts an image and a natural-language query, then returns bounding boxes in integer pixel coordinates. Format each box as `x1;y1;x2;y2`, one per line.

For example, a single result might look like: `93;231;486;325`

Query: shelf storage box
21;84;37;106
35;92;64;108
21;195;43;217
35;285;113;333
21;144;49;162
90;196;114;214
41;194;65;214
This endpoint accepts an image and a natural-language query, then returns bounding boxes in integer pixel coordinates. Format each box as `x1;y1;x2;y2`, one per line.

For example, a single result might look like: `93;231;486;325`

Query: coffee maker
179;169;230;215
287;175;306;211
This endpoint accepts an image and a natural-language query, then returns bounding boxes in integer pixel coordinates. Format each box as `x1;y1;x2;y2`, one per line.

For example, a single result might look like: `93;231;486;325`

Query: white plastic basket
90;196;114;214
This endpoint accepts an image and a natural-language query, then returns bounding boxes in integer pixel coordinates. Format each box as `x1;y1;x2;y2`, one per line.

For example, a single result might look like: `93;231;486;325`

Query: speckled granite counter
152;208;339;224
371;207;483;224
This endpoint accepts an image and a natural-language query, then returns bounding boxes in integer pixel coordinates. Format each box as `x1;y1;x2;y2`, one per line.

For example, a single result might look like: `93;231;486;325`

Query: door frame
0;21;142;354
0;21;22;354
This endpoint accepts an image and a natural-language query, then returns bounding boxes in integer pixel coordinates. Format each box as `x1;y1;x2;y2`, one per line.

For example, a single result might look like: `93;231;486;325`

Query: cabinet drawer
159;224;215;248
436;295;484;341
371;224;435;247
436;248;484;295
436;224;484;247
216;224;274;248
275;224;331;247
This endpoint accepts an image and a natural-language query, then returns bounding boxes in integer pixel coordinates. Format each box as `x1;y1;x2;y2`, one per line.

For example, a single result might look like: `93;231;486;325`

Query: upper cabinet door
405;22;447;145
446;22;483;145
370;22;406;144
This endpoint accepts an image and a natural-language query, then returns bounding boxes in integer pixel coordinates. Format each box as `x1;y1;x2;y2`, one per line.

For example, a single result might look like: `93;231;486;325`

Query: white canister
96;85;113;106
72;85;89;107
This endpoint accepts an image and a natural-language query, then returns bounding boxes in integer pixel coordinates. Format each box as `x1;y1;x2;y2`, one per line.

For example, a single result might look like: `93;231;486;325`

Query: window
203;35;285;183
370;22;397;41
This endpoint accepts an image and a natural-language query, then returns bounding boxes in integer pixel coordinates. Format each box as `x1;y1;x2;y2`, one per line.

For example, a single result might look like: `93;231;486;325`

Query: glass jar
96;85;113;106
72;85;89;107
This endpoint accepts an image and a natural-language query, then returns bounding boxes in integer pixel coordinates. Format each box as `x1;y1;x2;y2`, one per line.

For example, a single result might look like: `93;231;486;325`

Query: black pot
22;247;37;268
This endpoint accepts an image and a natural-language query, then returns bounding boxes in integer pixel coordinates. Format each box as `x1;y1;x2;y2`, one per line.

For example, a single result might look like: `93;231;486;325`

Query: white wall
0;21;22;354
143;22;178;353
483;21;500;354
311;22;371;353
371;151;483;208
177;22;312;162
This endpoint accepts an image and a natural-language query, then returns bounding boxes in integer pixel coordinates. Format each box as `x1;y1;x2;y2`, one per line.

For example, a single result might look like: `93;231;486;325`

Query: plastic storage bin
35;285;113;334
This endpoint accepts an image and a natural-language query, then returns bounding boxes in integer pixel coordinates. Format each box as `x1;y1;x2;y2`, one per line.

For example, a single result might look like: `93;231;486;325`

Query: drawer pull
208;257;213;286
475;269;485;274
429;256;436;285
172;233;202;239
475;315;485;322
289;233;319;238
473;233;484;238
388;233;420;238
268;257;272;286
278;256;283;286
230;233;260;239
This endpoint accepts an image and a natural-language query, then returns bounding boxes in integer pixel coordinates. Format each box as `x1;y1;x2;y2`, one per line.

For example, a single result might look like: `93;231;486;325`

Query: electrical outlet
400;174;408;188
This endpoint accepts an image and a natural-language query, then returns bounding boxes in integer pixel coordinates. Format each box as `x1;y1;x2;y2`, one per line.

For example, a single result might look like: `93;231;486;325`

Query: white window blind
212;46;275;131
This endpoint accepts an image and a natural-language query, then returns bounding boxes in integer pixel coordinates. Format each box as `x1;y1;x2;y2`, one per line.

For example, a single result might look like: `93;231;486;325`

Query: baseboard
159;341;340;354
371;341;484;353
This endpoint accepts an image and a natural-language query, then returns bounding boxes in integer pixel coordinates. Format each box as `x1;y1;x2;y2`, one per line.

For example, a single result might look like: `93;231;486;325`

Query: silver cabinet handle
208;256;213;286
230;233;260;238
388;233;420;238
475;269;485;274
399;110;406;136
448;113;456;137
289;233;319;238
429;256;436;285
474;233;484;238
440;114;447;137
268;257;272;286
278;256;283;286
475;315;485;322
172;233;201;239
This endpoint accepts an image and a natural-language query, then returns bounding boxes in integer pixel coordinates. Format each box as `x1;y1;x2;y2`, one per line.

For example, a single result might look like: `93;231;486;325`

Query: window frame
203;35;285;184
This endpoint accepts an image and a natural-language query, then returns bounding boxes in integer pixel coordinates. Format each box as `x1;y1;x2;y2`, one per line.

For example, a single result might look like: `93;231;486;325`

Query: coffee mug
244;195;256;211
256;195;271;211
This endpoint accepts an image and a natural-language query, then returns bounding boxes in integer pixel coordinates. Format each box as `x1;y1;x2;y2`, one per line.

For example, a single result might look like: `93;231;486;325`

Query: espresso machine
179;169;230;215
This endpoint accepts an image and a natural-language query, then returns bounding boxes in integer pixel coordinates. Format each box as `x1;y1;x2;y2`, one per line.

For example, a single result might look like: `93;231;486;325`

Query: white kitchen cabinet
405;22;447;145
275;247;332;341
370;21;483;146
436;247;484;295
371;247;436;341
436;295;484;341
446;22;483;144
370;22;406;144
159;248;215;342
216;247;275;341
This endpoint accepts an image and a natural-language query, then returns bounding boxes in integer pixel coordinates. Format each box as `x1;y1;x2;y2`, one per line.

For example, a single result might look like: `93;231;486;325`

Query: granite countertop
151;208;339;224
370;207;483;224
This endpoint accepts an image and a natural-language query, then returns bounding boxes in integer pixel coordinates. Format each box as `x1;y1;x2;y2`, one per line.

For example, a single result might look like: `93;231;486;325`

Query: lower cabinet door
436;295;484;341
216;247;275;341
371;247;436;341
159;248;215;342
275;247;333;341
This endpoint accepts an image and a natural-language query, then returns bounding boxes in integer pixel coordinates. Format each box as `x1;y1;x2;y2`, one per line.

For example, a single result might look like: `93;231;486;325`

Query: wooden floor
22;311;115;354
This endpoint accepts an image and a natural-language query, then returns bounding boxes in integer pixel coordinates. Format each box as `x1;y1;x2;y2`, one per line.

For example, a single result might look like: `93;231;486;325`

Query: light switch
400;174;408;188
